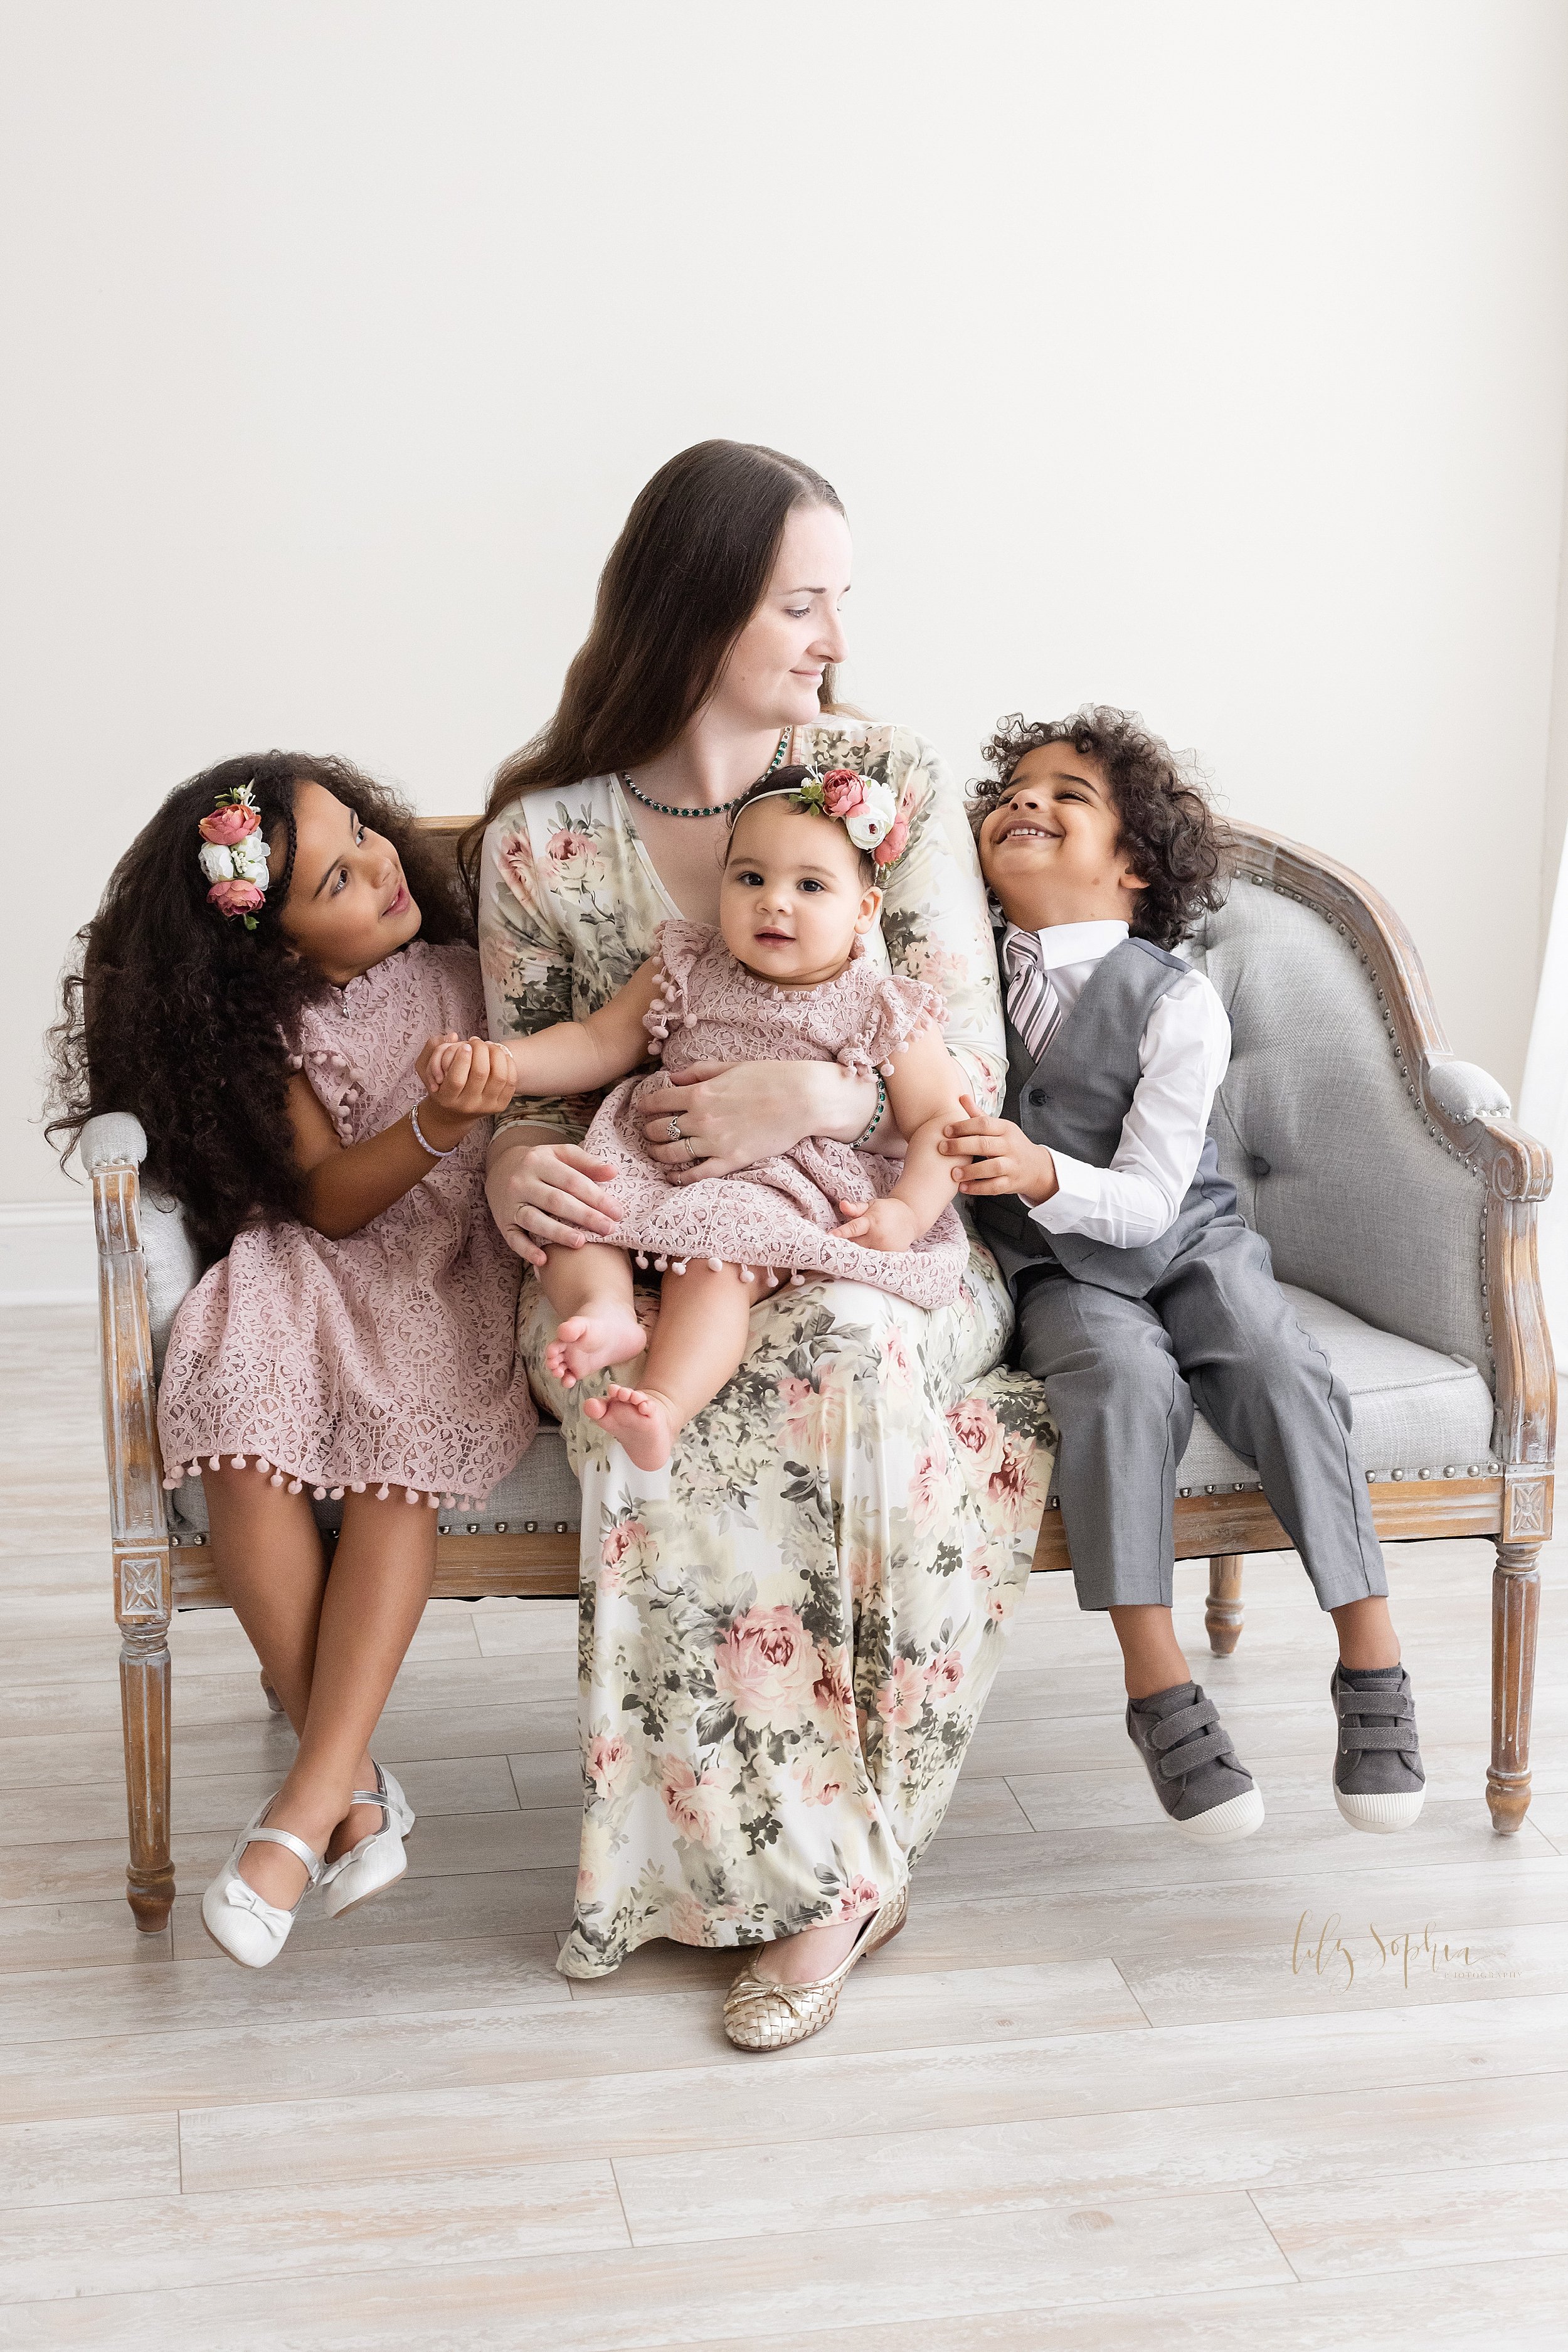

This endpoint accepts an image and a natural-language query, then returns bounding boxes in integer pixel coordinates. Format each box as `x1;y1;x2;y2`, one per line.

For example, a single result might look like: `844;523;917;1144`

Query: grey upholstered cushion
1187;882;1494;1379
1042;1281;1495;1506
1173;1282;1495;1493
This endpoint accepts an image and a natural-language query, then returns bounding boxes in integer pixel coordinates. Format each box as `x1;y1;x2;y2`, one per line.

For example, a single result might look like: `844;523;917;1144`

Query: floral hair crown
197;782;273;929
745;766;913;870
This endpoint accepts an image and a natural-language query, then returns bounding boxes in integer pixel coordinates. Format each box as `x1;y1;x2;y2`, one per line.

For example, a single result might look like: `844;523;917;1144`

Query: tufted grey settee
83;817;1552;1930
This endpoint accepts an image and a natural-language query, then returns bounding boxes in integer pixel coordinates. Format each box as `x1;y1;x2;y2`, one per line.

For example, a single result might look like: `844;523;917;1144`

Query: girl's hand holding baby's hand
415;1035;517;1149
940;1094;1058;1204
835;1196;919;1252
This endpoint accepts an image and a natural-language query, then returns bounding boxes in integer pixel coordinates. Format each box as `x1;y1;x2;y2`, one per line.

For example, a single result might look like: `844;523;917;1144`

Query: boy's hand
415;1035;517;1148
940;1094;1057;1203
835;1196;919;1252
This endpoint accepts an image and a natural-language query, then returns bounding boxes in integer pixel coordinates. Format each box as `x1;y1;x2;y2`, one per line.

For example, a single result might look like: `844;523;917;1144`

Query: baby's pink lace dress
157;941;537;1503
583;921;968;1311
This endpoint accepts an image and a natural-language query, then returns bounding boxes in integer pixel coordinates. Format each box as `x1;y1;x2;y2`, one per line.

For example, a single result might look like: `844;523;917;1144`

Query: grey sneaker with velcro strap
1125;1681;1266;1843
1331;1664;1425;1833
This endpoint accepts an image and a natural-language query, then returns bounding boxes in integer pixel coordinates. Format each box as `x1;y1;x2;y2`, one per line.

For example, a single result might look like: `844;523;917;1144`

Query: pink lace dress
583;920;969;1311
157;941;538;1504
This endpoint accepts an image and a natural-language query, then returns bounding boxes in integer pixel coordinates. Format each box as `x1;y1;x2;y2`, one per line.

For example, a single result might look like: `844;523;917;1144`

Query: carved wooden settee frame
90;818;1553;1931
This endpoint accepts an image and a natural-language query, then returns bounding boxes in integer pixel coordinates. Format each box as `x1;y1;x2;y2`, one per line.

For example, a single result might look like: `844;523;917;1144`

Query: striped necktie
1004;925;1063;1067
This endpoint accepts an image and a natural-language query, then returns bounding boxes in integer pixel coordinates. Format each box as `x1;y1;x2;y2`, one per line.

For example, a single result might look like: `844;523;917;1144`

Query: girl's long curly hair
968;706;1228;949
47;752;470;1265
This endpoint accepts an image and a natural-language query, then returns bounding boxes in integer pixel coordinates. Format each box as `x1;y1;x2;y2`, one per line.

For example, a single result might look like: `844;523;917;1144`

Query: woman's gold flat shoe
723;1883;909;2052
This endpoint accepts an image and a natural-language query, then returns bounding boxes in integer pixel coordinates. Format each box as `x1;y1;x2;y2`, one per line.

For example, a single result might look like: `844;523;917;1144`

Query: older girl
479;441;1049;2048
53;755;534;1966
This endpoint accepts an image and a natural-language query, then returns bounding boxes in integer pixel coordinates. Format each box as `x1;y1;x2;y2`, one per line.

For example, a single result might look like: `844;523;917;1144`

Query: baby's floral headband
748;767;914;869
197;782;272;929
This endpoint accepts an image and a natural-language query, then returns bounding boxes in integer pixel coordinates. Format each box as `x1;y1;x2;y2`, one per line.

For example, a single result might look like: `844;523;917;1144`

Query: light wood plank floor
3;1303;1565;2347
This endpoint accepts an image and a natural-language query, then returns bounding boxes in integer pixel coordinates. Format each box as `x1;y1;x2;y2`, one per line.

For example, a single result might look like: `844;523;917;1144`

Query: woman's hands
486;1134;622;1267
636;1058;879;1184
415;1034;518;1152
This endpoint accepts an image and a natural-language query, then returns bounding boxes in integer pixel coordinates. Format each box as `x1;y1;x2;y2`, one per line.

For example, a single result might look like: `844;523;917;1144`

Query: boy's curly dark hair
967;705;1227;949
47;752;471;1266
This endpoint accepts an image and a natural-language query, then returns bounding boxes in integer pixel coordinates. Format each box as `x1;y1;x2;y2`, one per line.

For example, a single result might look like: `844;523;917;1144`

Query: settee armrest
1425;1058;1511;1126
1215;825;1555;1516
88;1131;167;1541
80;1111;149;1175
80;1114;202;1366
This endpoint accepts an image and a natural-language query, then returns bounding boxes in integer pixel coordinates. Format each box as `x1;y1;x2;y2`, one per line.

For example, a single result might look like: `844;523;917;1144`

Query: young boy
944;706;1424;1842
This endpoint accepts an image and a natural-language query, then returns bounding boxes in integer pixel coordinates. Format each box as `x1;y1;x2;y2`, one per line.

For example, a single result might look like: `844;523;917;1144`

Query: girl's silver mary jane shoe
201;1799;325;1970
320;1764;416;1920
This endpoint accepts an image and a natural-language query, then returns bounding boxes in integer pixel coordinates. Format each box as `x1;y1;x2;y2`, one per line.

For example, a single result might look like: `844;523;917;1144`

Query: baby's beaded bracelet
854;1072;888;1149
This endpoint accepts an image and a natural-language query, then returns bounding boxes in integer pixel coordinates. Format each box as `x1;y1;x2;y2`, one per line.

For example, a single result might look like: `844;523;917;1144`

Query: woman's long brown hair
463;440;844;886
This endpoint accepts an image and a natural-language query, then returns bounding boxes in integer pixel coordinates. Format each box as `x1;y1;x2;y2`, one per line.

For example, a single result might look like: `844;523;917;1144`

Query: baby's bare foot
582;1381;679;1471
546;1306;648;1387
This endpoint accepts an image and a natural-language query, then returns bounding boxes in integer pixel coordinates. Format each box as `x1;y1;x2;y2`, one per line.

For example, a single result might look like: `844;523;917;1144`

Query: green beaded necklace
620;728;791;819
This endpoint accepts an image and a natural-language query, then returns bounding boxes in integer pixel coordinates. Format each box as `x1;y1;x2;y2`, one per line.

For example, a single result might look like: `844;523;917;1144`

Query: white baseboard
0;1201;97;1304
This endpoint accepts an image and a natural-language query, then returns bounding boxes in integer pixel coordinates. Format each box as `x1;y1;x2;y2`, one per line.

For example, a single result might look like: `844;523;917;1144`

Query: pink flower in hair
873;784;916;868
199;802;260;846
207;876;265;918
819;768;868;819
873;812;909;867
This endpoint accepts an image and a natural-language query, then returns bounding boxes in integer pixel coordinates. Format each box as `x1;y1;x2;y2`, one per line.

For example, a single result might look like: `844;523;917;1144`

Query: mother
477;441;1048;2041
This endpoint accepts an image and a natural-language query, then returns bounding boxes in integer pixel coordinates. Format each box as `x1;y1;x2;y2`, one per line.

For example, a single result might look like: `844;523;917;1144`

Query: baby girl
480;766;972;1469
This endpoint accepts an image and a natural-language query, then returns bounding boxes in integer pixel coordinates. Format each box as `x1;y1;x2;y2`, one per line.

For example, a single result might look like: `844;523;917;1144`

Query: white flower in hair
199;842;236;883
842;776;898;852
230;834;271;884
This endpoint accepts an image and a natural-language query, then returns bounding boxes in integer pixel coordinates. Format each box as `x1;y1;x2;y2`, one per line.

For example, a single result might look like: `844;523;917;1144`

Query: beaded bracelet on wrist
853;1072;888;1149
410;1102;460;1159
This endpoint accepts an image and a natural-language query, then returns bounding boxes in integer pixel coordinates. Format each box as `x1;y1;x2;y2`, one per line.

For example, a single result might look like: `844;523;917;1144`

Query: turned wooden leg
1205;1554;1245;1656
1488;1538;1542;1834
117;1545;175;1930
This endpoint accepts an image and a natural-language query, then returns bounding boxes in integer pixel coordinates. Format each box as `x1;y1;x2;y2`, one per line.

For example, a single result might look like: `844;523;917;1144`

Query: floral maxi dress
479;723;1055;1979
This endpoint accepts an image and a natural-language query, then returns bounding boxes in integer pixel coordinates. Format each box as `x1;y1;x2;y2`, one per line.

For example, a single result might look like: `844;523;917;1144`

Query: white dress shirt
1008;918;1232;1251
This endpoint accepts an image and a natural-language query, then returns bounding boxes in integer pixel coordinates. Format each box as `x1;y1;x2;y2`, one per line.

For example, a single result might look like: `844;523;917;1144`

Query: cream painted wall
4;0;1568;1212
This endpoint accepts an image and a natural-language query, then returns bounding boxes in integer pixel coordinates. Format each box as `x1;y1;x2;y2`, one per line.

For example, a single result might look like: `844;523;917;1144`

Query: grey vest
971;933;1237;1301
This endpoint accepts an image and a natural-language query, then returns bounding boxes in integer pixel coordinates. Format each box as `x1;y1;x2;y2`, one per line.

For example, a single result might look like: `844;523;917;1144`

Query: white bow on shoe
201;1800;325;1969
320;1764;416;1920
